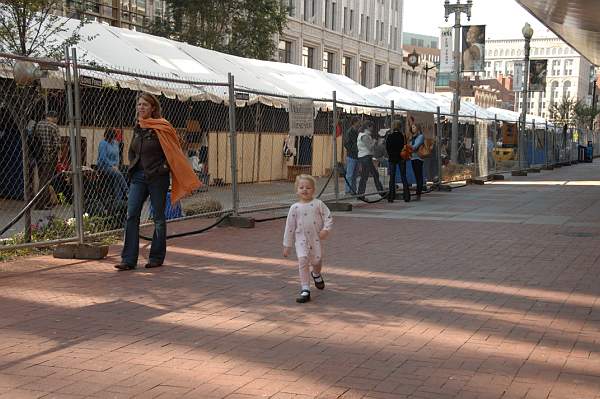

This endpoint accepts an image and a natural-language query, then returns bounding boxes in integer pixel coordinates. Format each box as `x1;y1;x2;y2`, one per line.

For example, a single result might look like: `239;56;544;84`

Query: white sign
288;97;314;136
440;27;454;73
513;61;524;92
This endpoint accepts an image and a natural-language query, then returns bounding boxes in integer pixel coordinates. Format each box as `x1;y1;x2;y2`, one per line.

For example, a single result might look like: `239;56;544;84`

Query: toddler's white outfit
283;199;333;289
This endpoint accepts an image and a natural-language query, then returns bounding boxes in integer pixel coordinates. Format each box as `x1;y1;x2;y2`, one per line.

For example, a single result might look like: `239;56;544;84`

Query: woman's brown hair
138;92;162;119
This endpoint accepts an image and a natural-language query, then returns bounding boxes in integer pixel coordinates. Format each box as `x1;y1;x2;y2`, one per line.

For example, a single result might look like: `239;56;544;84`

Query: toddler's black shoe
311;272;325;290
296;289;311;303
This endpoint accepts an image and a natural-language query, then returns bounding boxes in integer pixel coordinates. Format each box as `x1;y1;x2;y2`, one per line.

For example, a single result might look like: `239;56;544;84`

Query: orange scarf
138;118;201;205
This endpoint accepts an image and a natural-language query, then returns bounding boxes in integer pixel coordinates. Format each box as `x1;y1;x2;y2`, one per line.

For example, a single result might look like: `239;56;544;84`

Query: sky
403;0;555;41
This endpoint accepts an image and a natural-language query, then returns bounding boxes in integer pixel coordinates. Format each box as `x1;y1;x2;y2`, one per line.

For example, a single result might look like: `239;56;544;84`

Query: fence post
532;119;536;167
544;121;549;168
64;47;83;244
332;91;339;202
493;114;498;174
228;73;239;216
71;48;85;244
436;107;442;185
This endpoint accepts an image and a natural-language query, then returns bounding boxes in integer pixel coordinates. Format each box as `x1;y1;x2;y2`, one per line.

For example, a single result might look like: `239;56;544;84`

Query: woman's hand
319;230;330;240
283;247;290;257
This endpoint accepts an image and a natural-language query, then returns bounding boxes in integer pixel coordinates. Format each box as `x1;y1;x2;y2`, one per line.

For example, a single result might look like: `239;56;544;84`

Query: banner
461;25;486;72
288;97;314;136
406;111;435;139
529;59;547;92
440;27;454;73
513;61;524;92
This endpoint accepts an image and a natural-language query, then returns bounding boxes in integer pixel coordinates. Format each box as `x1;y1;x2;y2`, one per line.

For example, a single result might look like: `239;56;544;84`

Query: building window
376;20;380;41
380;21;384;43
278;40;292;63
304;0;314;21
393;27;398;50
552;59;561;76
349;9;354;31
343;6;347;32
389;67;395;85
564;59;573;75
285;0;295;17
365;16;370;41
360;14;364;38
324;0;330;27
550;81;559;103
563;80;571;98
360;60;368;86
375;64;383;86
302;46;315;68
343;56;352;78
323;51;335;73
331;2;336;30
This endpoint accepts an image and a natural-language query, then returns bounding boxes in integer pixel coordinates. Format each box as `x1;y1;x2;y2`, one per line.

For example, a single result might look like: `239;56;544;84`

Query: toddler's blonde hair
295;174;316;190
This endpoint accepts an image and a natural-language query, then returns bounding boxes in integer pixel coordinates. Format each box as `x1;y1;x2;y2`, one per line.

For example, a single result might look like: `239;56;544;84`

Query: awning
516;0;600;66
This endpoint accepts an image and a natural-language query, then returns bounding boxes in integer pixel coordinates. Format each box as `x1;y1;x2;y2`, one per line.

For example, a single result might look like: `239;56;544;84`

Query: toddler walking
283;174;333;303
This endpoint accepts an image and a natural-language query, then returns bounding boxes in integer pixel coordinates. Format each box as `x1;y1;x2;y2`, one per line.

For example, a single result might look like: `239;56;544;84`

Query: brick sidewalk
1;163;600;398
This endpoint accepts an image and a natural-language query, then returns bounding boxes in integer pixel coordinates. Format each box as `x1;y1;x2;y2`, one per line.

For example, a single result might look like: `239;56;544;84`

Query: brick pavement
1;162;600;398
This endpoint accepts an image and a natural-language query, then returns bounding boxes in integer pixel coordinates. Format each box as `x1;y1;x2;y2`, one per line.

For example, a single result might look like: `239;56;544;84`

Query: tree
0;0;91;243
150;0;289;60
573;101;600;130
0;0;91;59
548;96;577;127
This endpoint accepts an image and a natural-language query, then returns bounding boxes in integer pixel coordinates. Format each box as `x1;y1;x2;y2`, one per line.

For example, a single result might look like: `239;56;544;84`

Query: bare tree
0;0;91;242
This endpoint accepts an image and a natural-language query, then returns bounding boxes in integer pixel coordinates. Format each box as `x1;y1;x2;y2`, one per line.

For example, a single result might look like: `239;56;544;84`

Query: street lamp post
520;22;534;171
423;63;435;93
444;0;473;163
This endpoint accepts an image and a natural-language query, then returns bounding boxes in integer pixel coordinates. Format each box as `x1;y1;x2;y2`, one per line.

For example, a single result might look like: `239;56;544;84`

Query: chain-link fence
1;50;598;251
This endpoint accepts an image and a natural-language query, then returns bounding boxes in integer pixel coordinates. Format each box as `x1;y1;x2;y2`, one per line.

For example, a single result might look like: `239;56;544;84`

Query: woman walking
356;120;384;199
115;93;201;270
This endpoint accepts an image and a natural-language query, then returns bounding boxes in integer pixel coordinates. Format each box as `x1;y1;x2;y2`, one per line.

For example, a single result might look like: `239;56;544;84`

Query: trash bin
586;141;594;162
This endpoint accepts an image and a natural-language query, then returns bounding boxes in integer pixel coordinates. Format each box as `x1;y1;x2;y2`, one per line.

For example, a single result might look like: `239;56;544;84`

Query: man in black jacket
385;119;410;202
343;117;361;194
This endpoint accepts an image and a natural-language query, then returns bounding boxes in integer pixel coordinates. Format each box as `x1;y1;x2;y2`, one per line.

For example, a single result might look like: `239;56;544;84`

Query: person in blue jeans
409;123;425;201
96;128;128;201
116;93;171;271
343;117;361;194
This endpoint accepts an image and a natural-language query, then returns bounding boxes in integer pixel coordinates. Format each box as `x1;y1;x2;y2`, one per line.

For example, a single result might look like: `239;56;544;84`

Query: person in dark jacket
386;119;410;203
343;117;361;194
116;93;171;271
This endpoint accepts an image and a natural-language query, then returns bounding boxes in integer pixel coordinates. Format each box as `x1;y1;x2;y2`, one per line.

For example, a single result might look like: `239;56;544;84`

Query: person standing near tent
408;122;425;201
343;117;361;194
115;93;201;271
386;120;410;203
356;120;384;199
33;111;60;210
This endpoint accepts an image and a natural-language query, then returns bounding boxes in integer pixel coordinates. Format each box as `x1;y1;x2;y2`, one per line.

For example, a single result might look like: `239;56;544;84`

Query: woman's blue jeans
121;169;169;266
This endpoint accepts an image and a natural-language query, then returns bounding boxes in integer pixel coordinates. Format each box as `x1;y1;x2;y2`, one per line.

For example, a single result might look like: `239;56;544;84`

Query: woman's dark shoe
115;263;136;271
296;289;311;303
311;272;325;290
144;262;163;269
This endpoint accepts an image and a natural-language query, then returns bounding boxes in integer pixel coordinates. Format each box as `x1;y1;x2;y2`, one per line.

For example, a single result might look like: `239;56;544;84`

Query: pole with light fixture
520;22;533;171
444;0;472;163
423;63;435;93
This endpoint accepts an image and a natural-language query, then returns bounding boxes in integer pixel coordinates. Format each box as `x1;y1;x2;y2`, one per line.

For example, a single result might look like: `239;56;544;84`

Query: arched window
511;49;516;56
500;49;504;57
558;48;563;55
552;47;557;55
550;81;559;103
563;80;572;99
494;49;498;56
